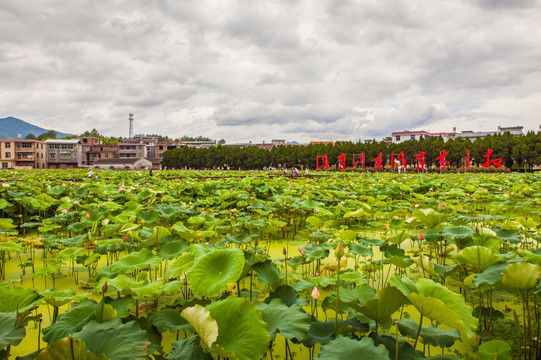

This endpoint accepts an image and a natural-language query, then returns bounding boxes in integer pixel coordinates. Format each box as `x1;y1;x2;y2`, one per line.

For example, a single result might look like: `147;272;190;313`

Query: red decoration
462;150;471;169
436;150;450;170
414;152;426;170
371;152;383;170
352;153;365;168
396;151;407;169
482;149;503;168
337;153;347;170
316;154;329;169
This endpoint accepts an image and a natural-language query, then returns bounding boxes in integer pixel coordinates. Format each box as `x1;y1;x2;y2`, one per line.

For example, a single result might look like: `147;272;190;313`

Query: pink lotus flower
438;203;444;211
85;212;90;219
473;197;477;201
1;183;9;188
299;248;305;255
288;185;292;190
73;200;79;205
382;224;387;231
340;201;345;205
62;209;68;214
415;204;419;209
123;235;127;241
418;232;424;240
311;286;320;300
314;208;317;214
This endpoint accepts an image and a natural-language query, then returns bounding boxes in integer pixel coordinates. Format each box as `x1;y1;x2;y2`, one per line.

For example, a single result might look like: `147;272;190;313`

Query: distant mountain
0;117;71;139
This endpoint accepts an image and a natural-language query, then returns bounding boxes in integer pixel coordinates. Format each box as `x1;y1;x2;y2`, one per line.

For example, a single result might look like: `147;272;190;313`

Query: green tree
37;130;58;140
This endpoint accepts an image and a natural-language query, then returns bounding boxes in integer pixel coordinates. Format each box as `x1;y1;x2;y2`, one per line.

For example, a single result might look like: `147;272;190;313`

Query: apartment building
79;137;118;166
45;139;82;169
0;139;46;169
118;142;147;159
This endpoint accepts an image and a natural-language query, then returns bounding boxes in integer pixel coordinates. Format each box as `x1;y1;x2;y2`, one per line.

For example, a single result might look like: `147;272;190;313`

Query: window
5;152;11;158
61;144;74;150
59;154;71;160
411;135;416;140
48;144;59;149
22;143;32;148
2;163;7;168
49;153;56;159
5;143;10;148
104;153;109;158
395;136;400;141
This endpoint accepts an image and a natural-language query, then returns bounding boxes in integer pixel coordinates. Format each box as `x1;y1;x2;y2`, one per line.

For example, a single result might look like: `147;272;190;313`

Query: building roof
92;158;151;165
44;139;81;144
0;139;44;143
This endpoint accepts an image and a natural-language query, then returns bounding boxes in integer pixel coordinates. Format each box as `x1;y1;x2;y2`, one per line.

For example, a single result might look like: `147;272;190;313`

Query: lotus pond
0;169;540;360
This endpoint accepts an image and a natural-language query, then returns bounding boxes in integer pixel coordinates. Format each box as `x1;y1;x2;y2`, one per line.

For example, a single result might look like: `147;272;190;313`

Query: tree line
161;131;541;171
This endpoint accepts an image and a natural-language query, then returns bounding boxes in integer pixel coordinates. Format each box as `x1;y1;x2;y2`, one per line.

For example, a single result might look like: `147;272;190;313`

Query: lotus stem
413;314;423;349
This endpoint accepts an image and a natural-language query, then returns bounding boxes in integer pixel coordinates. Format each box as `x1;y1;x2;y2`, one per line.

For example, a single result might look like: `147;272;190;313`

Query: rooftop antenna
129;113;134;139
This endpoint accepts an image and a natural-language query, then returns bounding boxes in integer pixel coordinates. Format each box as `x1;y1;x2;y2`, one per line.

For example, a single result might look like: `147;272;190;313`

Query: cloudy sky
1;0;540;143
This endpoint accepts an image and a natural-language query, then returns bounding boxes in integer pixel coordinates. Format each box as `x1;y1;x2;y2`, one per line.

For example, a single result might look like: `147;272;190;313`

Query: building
448;126;524;140
391;131;449;144
0;139;46;169
91;157;153;170
45;139;82;169
118;142;147;159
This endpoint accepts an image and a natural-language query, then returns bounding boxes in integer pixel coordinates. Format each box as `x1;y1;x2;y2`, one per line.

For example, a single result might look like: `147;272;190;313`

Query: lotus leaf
359;286;409;324
167;336;212;360
497;261;541;291
397;318;460;348
181;305;219;351
188;248;244;298
143;226;171;247
149;308;194;333
473;263;509;287
455;246;500;272
264;285;309;307
413;208;442;226
165;252;195;280
338;269;366;284
104;296;134;318
206;297;270;360
35;336;109;360
108;248;162;274
256;298;310;341
368;333;424;360
0;287;41;313
43;299;99;344
348;243;373;257
441;226;475;239
316;336;389;360
253;259;282;286
478;339;512;360
0;312;25;350
73;319;149;360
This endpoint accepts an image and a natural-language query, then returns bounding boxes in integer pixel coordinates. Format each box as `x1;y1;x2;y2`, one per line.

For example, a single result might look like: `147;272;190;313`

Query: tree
37;130;57;140
25;133;36;139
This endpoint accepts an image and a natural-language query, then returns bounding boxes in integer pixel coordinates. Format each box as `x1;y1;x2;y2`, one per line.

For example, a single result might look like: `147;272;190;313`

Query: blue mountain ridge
0;116;71;139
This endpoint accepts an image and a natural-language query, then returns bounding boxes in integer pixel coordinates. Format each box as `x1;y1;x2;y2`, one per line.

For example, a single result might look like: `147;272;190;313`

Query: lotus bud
314;208;317;214
417;232;424;240
311;286;320;300
525;215;528;220
473;197;477;201
475;226;479;233
415;204;419;209
254;239;259;247
300;248;305;255
123;235;127;241
438;203;444;211
74;200;79;205
62;209;68;214
102;281;108;293
335;242;344;258
85;212;90;219
282;247;287;256
382;224;387;231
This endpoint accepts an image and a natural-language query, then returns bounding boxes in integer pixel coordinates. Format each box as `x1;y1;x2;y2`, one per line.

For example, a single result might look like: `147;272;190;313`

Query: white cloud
0;0;540;142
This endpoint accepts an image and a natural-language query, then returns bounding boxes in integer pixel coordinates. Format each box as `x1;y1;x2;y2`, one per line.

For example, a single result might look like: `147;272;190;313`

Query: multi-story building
391;131;450;144
448;126;524;140
118;142;147;159
0;139;46;169
45;139;82;169
79;137;119;166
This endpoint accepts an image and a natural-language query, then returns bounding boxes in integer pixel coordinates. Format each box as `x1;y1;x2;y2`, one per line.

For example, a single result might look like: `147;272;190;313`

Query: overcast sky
1;0;540;143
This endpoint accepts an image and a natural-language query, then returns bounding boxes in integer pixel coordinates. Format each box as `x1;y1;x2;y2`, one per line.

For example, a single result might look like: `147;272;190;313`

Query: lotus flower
438;203;444;211
62;209;68;214
382;224;387;231
334;242;344;258
282;247;287;256
102;281;108;293
85;212;90;219
311;286;320;300
2;183;9;188
73;200;79;205
418;232;424;240
299;248;305;255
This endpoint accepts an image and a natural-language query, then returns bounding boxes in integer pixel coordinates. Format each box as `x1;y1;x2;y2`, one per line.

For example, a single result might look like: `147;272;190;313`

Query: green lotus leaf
368;333;423;360
397;318;460;348
172;222;195;240
188;248;244;298
473;263;509;287
497;261;541;291
301;321;334;347
472;306;505;320
143;226;171;247
441;226;475;239
36;336;109;360
493;228;522;244
0;312;25;350
206;297;270;360
316;336;389;360
43;299;99;344
0;241;23;252
413;208;442;226
423;228;443;243
156;205;182;219
59;234;88;246
455;246;500;272
95;242;133;255
158;240;190;260
338;269;367;284
359;286;409;324
517;216;537;229
149;308;194;333
264;285;309;307
421;356;461;360
181;305;219;351
344;208;370;218
165;252;195;280
167;336;212;360
57;247;85;260
411;255;439;278
101;275;146;294
138;210;161;226
524;250;541;266
0;218;17;230
348;243;374;257
337;229;358;241
108;248;162;274
387;256;412;269
0;286;41;313
41;289;77;308
478;339;512;360
104;296;134;318
256;298;310;341
73;319;149;360
416;278;477;338
253;259;282;286
388;231;411;245
306;216;323;228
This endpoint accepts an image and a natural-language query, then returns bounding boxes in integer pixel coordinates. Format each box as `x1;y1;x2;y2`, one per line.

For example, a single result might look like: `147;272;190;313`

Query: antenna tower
129;113;134;139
